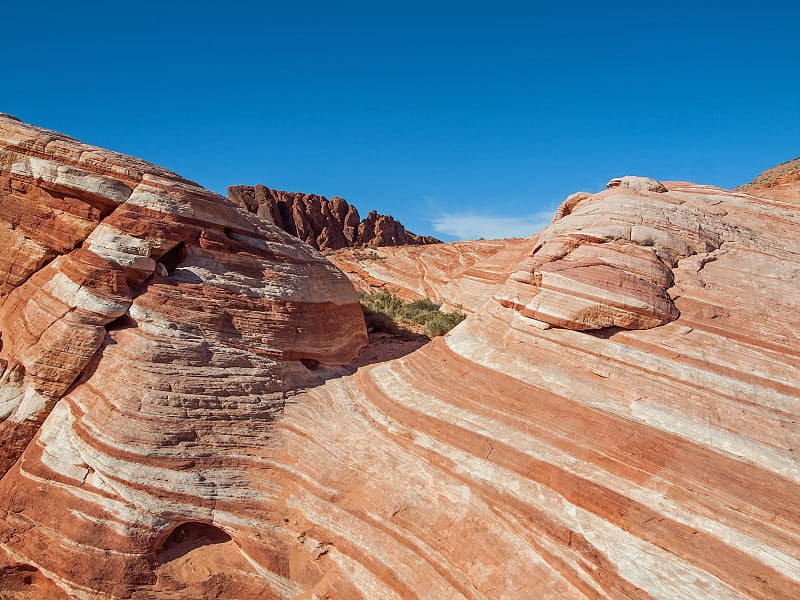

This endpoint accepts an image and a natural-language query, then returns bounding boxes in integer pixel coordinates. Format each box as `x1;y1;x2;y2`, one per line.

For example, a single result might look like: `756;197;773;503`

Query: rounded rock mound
0;114;366;598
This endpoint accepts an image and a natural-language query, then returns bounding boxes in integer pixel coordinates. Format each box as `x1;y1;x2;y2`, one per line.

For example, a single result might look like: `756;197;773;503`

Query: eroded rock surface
276;176;800;599
736;157;800;191
228;184;440;251
329;238;534;312
735;158;800;204
1;116;799;600
497;178;737;329
0;114;366;598
606;175;669;193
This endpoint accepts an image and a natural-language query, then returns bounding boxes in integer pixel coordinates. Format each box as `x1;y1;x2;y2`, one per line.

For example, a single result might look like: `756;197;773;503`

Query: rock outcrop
606;175;669;193
734;158;800;205
228;184;441;251
735;157;800;191
329;239;534;312
1;115;799;600
277;176;800;599
497;177;719;330
0;114;366;598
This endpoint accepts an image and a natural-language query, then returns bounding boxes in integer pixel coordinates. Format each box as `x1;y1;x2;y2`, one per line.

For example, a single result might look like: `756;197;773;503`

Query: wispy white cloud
430;211;553;241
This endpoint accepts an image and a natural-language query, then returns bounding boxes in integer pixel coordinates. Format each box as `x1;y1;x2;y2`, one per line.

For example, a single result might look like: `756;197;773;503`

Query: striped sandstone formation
0;114;366;598
0;114;798;599
274;178;800;599
328;239;534;312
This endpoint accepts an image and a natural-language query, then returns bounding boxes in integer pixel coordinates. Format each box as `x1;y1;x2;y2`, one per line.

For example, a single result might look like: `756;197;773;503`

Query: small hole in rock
105;314;136;331
300;358;320;370
156;522;232;563
158;242;188;276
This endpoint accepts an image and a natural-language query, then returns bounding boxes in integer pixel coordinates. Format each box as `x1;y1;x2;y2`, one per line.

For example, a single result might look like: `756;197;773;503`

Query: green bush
404;298;442;324
423;305;466;337
360;289;407;321
353;249;385;261
359;290;466;337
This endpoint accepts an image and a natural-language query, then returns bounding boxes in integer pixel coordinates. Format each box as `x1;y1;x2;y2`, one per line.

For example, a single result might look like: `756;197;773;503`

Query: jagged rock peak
228;184;441;251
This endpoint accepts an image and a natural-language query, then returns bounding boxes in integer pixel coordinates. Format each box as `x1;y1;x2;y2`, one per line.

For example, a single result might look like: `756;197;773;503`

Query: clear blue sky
5;1;799;240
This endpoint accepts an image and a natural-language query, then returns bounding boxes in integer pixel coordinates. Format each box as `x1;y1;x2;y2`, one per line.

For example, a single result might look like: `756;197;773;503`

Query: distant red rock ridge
735;156;800;191
228;184;441;251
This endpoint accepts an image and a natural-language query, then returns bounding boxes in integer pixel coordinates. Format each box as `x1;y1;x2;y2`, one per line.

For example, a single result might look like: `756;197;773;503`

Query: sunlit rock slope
0;114;798;599
0;114;366;598
275;177;800;599
329;239;534;312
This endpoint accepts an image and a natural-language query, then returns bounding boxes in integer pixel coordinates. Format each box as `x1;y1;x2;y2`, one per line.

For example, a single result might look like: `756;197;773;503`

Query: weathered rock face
329;238;534;312
0;114;367;598
496;178;733;330
606;175;669;193
735;157;800;204
271;176;800;599
228;184;440;251
736;157;800;191
2;115;799;600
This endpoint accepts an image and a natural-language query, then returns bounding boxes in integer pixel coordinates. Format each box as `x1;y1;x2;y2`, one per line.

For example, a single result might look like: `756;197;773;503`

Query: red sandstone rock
496;177;732;330
329;238;534;312
606;175;669;193
283;175;800;599
734;157;800;204
1;115;799;600
736;157;800;191
228;184;440;251
0;114;366;598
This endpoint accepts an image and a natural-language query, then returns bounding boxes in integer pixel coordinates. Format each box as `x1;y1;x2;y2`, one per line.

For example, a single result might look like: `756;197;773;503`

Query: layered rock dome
0;114;367;598
1;115;798;599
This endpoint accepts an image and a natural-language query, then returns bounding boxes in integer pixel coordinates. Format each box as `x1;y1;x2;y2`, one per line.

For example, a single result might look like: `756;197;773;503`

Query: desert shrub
423;305;466;337
404;298;442;324
631;236;655;247
353;249;385;261
360;289;407;321
359;290;465;338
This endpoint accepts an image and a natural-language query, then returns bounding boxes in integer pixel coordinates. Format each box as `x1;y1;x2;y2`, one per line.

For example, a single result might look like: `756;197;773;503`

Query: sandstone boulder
496;181;737;330
607;175;668;193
